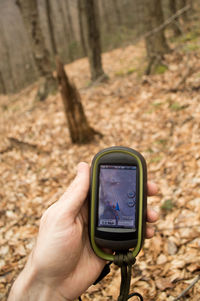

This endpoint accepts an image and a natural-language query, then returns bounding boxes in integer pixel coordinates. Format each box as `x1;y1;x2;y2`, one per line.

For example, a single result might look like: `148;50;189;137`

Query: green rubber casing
89;146;147;261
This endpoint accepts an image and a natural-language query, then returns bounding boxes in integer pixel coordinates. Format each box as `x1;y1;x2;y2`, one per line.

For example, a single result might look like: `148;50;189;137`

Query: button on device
128;200;135;207
128;191;135;198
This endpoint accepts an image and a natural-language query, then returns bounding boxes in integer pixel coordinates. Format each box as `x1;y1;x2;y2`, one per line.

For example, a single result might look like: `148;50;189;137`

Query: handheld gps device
89;146;147;261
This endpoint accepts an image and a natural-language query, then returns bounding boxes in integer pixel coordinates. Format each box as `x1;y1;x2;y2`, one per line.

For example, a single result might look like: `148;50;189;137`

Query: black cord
113;252;144;301
79;292;143;301
128;292;143;300
79;253;144;301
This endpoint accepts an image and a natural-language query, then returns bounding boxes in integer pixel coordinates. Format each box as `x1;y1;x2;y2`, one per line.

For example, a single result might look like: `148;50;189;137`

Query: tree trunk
77;0;87;56
16;0;57;100
0;19;15;93
180;0;189;21
144;0;170;75
62;0;76;61
57;0;72;62
102;0;112;32
56;58;101;144
64;0;75;43
169;0;182;36
82;0;106;81
45;0;57;55
0;71;6;95
111;0;122;26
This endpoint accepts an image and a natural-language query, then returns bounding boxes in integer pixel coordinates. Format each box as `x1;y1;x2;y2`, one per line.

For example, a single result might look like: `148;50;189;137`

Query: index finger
58;162;90;216
147;181;158;196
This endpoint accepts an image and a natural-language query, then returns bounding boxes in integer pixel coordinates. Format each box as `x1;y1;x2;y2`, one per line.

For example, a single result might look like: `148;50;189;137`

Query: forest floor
1;22;200;300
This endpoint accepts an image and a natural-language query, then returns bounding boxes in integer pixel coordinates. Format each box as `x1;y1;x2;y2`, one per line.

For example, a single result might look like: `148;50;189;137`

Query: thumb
59;162;90;217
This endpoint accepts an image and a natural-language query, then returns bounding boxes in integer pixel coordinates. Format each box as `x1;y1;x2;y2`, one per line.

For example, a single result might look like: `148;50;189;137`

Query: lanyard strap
114;252;143;301
79;252;143;301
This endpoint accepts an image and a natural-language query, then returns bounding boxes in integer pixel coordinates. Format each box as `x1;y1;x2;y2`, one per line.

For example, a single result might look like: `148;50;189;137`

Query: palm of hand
8;163;158;301
32;200;105;301
57;204;105;300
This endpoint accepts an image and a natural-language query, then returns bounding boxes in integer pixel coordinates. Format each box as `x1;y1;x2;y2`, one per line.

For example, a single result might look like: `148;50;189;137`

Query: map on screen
98;165;137;229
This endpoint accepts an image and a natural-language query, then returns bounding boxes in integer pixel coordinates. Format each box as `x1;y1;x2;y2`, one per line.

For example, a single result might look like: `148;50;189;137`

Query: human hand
8;162;158;301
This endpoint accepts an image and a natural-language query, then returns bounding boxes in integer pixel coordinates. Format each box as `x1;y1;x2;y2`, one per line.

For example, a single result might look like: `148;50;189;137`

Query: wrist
8;253;68;301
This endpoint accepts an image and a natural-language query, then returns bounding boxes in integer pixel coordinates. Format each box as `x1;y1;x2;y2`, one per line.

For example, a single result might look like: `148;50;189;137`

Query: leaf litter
0;36;200;300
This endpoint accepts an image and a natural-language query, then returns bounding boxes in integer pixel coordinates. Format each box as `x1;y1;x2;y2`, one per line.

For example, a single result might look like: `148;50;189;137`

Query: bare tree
57;0;73;61
180;0;189;21
62;0;76;61
45;0;57;55
16;0;57;100
144;0;170;74
82;0;107;81
64;0;75;42
77;0;87;56
111;0;122;26
169;0;182;36
101;0;112;32
0;18;16;93
0;71;6;95
56;58;101;144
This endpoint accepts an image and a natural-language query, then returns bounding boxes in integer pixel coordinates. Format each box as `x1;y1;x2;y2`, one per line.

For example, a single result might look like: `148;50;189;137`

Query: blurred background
0;0;196;94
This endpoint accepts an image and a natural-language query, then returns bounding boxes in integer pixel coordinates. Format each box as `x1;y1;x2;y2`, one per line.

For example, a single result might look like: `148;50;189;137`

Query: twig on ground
7;137;49;154
155;224;200;232
170;51;199;92
0;137;50;154
170;66;194;92
173;274;200;301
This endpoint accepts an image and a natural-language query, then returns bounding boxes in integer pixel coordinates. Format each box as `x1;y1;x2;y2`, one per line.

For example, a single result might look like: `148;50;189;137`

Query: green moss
115;70;125;77
170;102;183;111
146;108;153;114
115;67;137;77
148;102;163;113
161;199;174;211
127;67;137;75
146;147;154;153
184;43;199;52
152;102;162;107
150;156;163;163
155;65;168;74
155;139;167;145
180;31;199;42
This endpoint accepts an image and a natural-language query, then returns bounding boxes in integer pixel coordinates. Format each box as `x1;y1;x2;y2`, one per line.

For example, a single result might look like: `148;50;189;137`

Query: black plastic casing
89;146;147;252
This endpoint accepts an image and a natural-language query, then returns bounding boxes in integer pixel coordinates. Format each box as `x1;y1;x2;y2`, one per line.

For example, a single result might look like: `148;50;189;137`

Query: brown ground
0;30;200;300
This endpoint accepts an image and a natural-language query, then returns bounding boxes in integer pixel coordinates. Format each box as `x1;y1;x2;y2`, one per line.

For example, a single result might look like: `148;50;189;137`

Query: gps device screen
98;165;137;229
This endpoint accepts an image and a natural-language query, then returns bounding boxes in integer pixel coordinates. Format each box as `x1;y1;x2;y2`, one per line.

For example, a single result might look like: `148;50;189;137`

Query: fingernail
77;162;86;174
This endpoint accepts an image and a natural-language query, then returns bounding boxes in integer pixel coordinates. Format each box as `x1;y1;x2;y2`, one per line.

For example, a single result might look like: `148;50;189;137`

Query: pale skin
8;162;158;301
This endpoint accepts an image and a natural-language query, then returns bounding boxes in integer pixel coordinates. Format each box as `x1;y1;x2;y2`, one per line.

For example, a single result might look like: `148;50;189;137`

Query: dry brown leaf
155;277;173;291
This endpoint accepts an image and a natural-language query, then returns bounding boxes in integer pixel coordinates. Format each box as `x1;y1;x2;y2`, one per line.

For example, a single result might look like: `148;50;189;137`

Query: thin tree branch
113;5;192;65
144;5;191;39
